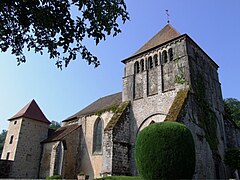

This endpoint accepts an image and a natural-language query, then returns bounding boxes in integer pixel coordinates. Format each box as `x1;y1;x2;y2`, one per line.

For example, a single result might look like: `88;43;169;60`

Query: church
1;24;240;179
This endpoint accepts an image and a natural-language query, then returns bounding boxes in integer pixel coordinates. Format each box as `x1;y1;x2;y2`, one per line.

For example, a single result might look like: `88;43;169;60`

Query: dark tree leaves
0;0;129;69
49;121;61;130
0;130;7;156
224;98;240;128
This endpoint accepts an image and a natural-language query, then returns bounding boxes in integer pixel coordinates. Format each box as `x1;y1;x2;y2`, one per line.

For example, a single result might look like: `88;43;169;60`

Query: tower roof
9;99;51;124
123;24;181;62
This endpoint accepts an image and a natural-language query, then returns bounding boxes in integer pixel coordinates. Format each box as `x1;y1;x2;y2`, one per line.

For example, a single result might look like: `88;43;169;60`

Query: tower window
9;135;14;144
154;54;158;67
14;121;17;125
168;48;173;61
162;50;168;63
148;56;153;69
134;61;140;74
140;59;144;72
6;152;10;160
93;117;103;153
159;52;162;64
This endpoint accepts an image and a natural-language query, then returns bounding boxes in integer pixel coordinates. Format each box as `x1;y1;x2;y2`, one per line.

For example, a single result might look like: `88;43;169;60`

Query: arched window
162;50;168;63
148;56;153;69
159;52;162;64
154;54;158;67
93;117;103;153
134;61;140;74
168;48;173;61
140;59;144;72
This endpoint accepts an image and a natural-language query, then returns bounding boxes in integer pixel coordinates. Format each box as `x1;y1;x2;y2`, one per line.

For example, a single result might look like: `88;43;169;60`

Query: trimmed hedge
46;175;62;179
96;176;141;180
135;121;195;179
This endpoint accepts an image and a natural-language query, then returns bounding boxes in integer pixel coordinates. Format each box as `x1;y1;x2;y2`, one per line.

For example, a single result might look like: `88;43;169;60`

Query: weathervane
165;10;170;24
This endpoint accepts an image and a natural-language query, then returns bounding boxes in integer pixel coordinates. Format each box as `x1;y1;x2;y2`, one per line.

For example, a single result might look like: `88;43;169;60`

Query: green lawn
96;176;141;180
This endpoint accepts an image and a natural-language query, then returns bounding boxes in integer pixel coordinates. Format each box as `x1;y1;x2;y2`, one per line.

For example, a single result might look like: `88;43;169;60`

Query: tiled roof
63;92;122;122
123;24;181;61
9;99;51;124
42;124;80;143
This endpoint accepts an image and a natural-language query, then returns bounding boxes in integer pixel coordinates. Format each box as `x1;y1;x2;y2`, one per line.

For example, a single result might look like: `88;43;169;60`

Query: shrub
135;121;195;179
46;175;62;179
224;148;240;169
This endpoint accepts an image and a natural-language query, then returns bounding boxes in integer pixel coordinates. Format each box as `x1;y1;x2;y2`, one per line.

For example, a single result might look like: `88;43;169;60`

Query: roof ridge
9;99;51;124
63;92;122;122
124;24;181;61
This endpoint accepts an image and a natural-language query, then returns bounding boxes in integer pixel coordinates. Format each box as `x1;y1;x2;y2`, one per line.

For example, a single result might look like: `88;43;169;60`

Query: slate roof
63;92;122;122
123;24;181;62
9;99;51;124
42;124;80;143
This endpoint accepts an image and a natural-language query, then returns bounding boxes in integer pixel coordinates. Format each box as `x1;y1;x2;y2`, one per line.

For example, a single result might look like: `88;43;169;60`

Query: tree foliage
224;98;240;127
49;120;61;130
224;148;240;170
0;130;7;156
135;122;195;180
0;0;129;69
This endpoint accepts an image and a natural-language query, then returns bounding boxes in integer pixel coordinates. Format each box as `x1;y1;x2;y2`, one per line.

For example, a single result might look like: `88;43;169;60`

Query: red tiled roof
123;24;181;61
42;124;80;143
9;99;51;124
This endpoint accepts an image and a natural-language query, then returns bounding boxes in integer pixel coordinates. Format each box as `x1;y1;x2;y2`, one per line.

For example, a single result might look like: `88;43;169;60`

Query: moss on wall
104;101;129;131
194;76;219;154
165;88;190;122
95;105;119;117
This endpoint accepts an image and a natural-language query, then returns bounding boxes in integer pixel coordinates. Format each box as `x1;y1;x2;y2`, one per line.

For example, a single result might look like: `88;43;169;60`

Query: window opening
162;50;168;63
93;118;103;153
134;61;140;74
9;135;14;144
168;48;173;61
140;59;144;72
148;56;153;69
154;54;158;67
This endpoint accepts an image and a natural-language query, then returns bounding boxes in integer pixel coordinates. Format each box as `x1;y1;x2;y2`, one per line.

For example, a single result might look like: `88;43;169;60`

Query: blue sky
1;0;240;131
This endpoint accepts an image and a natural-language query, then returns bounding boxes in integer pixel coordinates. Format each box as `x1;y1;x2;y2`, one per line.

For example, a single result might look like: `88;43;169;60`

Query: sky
1;0;240;131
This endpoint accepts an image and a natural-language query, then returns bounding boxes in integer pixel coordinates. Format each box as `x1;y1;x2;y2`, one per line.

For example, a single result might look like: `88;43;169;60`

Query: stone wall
112;107;131;176
39;141;57;178
2;117;49;178
1;118;22;160
0;160;13;178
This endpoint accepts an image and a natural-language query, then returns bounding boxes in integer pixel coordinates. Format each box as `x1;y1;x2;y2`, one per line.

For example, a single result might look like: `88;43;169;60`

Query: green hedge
96;176;141;180
46;175;62;179
135;121;195;179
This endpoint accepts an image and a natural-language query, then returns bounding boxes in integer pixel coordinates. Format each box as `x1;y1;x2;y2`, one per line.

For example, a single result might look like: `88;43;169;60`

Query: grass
96;176;141;180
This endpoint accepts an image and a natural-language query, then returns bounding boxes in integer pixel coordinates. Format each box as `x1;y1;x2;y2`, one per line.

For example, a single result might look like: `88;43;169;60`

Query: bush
135;121;195;179
46;175;62;179
224;148;240;169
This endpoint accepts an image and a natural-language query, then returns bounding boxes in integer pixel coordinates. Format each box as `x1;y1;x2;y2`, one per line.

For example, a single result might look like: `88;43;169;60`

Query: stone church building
1;24;240;179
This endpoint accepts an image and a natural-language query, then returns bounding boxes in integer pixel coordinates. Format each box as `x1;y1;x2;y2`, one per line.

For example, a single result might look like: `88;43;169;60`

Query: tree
0;0;129;69
135;122;195;180
224;148;240;179
0;130;7;156
49;121;61;130
224;98;240;127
